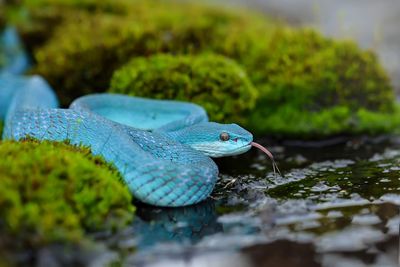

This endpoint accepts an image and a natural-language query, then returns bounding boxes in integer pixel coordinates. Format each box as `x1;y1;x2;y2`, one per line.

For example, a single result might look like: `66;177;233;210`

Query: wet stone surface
12;137;398;267
72;135;399;267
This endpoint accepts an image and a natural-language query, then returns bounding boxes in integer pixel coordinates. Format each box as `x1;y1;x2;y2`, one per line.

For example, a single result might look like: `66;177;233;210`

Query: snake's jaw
190;141;252;158
229;143;252;156
211;143;252;158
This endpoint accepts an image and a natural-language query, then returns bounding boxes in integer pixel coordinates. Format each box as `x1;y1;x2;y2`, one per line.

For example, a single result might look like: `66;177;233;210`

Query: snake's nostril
233;138;238;142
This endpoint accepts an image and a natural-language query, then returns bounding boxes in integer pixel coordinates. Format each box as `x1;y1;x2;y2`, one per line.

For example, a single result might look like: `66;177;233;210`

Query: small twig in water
223;178;237;189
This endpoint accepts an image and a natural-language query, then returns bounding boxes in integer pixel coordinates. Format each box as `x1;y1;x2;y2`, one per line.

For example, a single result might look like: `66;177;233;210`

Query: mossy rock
3;0;132;56
5;0;399;137
110;53;258;123
0;139;134;249
245;28;394;112
245;28;398;137
31;13;131;104
6;0;269;56
22;1;272;105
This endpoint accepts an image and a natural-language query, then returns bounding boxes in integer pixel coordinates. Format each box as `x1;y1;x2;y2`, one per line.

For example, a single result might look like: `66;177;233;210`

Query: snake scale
0;27;276;207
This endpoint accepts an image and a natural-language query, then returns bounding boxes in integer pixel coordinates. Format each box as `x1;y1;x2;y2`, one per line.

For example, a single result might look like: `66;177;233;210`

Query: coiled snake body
0;28;275;207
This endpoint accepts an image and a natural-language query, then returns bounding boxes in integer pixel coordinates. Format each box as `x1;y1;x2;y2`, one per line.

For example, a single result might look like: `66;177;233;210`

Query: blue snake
0;27;277;207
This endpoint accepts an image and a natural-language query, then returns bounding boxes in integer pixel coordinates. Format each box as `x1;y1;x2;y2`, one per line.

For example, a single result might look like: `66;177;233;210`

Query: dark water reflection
132;200;222;249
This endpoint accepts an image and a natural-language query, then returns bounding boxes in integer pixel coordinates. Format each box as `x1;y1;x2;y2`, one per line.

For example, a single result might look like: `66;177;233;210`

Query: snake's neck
155;124;210;151
155;128;185;143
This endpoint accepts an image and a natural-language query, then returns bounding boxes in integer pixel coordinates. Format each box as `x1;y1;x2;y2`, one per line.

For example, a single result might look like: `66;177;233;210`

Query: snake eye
220;132;230;141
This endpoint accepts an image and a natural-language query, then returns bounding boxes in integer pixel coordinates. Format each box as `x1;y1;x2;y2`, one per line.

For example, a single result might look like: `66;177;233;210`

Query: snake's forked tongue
251;142;282;177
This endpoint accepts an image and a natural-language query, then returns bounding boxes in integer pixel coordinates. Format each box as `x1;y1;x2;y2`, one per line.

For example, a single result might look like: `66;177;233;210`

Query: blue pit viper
0;27;278;207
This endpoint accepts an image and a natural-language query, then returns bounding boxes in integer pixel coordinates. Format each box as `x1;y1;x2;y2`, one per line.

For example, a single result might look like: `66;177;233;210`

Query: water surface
75;135;399;267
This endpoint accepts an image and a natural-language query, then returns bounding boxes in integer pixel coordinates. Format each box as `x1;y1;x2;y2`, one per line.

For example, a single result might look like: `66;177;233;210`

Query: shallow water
34;136;399;267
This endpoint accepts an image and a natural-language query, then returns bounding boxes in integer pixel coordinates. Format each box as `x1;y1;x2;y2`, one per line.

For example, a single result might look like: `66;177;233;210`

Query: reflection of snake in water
0;27;278;207
132;200;222;248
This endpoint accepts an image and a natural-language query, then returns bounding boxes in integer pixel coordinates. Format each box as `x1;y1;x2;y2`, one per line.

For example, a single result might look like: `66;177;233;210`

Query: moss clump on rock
32;13;131;104
245;28;398;137
24;1;271;105
3;0;132;56
245;29;394;112
0;140;134;248
8;0;269;55
110;53;258;122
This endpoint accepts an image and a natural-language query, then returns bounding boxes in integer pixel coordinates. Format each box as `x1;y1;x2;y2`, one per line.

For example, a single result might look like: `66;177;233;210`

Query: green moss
7;0;398;137
110;53;258;122
0;140;134;248
245;29;397;137
24;1;272;105
7;0;133;14
248;104;400;138
3;0;132;56
245;28;394;111
31;13;130;103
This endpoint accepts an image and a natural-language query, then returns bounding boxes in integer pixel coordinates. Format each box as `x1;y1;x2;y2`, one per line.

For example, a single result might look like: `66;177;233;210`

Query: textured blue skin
0;28;254;207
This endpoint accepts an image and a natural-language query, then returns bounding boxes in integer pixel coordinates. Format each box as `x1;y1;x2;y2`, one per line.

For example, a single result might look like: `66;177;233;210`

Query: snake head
171;122;253;158
179;122;281;176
